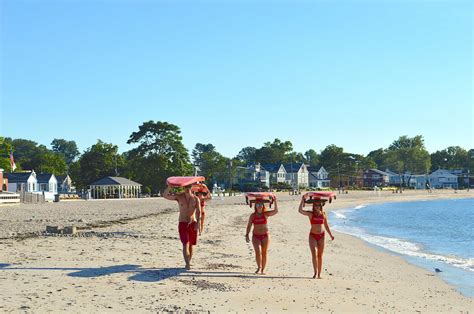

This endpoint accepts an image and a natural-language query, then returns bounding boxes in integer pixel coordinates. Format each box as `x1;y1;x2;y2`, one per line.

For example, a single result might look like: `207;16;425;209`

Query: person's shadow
128;267;186;282
68;264;141;278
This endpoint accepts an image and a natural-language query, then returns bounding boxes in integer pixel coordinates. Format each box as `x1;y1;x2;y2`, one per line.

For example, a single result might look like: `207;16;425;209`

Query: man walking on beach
163;184;202;270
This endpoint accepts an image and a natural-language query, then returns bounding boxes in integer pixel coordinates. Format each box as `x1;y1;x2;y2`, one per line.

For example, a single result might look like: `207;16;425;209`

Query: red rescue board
245;192;276;208
166;176;206;187
303;191;336;205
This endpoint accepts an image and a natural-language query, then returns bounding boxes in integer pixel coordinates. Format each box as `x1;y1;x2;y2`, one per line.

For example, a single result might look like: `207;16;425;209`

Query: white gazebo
89;177;142;199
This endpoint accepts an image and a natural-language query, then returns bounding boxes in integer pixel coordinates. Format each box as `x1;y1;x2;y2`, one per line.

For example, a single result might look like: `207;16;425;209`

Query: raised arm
194;195;202;234
265;198;279;217
163;185;177;201
202;184;212;201
323;212;335;240
298;197;311;216
245;214;253;243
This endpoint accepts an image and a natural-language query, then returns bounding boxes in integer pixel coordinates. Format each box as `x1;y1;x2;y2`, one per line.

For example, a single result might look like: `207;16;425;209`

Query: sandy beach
1;190;473;312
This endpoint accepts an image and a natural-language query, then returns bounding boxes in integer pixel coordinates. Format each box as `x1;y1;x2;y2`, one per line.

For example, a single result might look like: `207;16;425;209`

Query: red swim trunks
178;222;198;245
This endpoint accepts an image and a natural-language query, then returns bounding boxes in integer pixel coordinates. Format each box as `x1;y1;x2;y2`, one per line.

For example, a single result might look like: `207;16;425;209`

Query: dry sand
0;190;473;312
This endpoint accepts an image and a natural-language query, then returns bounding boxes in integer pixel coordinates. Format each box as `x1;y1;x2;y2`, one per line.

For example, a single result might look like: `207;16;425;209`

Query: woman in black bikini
298;196;335;279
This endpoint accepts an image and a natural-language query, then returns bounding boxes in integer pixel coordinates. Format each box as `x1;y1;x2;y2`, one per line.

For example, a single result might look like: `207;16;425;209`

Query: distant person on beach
299;196;335;279
193;183;212;234
245;196;279;274
163;184;202;270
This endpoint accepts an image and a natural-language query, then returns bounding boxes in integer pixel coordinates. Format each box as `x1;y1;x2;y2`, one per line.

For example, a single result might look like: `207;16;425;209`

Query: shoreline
0;190;473;312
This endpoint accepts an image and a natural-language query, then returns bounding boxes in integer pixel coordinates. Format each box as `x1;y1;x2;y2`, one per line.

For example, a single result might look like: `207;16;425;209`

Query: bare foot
255;267;260;274
185;264;191;270
260;271;266;275
312;274;317;279
317;275;322;279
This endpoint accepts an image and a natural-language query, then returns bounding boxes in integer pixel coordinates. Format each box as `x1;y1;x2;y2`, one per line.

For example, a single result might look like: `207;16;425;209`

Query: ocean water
330;198;474;297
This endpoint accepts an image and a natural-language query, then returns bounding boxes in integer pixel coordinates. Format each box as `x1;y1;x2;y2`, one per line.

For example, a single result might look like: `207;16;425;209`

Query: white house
37;173;58;194
56;175;75;193
308;166;330;188
262;164;287;185
429;169;458;189
408;174;429;189
283;163;309;188
5;171;38;192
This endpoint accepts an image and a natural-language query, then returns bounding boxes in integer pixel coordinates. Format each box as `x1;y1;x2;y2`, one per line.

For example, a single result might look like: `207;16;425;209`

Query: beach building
448;169;470;188
308;166;331;189
283;163;309;189
4;171;38;192
56;174;75;193
429;169;458;189
235;163;270;190
363;169;390;187
261;163;287;185
37;173;58;194
407;175;429;189
89;176;142;199
0;169;7;191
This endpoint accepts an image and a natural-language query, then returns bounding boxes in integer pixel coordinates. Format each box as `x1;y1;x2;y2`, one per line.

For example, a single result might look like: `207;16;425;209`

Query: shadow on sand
0;264;309;282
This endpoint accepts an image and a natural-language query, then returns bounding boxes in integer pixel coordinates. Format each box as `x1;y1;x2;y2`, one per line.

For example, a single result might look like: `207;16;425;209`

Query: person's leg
309;235;318;278
252;236;262;273
316;237;325;278
200;211;205;233
260;235;270;274
189;244;193;264
182;243;191;269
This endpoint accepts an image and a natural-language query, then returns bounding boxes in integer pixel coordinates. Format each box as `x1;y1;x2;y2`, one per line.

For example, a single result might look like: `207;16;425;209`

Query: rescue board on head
166;176;206;187
303;191;336;205
245;192;276;208
191;183;211;196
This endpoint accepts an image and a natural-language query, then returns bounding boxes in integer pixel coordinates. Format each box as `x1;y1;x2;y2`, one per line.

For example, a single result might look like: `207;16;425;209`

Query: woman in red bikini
245;197;278;274
193;184;212;234
298;196;335;279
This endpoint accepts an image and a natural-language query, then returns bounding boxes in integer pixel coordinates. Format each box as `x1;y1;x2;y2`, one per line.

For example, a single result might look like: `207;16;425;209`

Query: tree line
1;122;473;193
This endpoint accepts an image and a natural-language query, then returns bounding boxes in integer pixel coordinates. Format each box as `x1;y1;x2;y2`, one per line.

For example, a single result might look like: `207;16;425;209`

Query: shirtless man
163;184;202;270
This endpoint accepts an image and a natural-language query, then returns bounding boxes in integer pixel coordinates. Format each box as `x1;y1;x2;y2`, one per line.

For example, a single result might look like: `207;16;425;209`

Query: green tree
36;151;67;175
304;149;319;167
255;139;293;164
235;147;257;165
51;139;80;166
126;121;192;193
70;140;124;189
430;146;468;171
384;135;431;186
367;148;387;169
192;143;230;188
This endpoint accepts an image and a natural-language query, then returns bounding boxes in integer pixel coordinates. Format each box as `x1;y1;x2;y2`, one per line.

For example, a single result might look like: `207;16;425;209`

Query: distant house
363;169;390;187
429;169;458;189
384;169;403;186
283;163;309;188
308;166;330;189
408;174;429;190
56;174;75;193
89;176;142;199
4;171;38;192
261;164;287;185
235;163;270;190
37;173;58;194
448;169;469;188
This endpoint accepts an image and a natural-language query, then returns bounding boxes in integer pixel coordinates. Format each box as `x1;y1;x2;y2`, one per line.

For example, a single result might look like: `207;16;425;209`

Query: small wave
334;227;474;272
334;212;347;219
354;205;366;209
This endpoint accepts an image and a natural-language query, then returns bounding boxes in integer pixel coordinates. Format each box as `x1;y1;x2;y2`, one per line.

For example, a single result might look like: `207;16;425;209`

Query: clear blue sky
1;0;472;158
